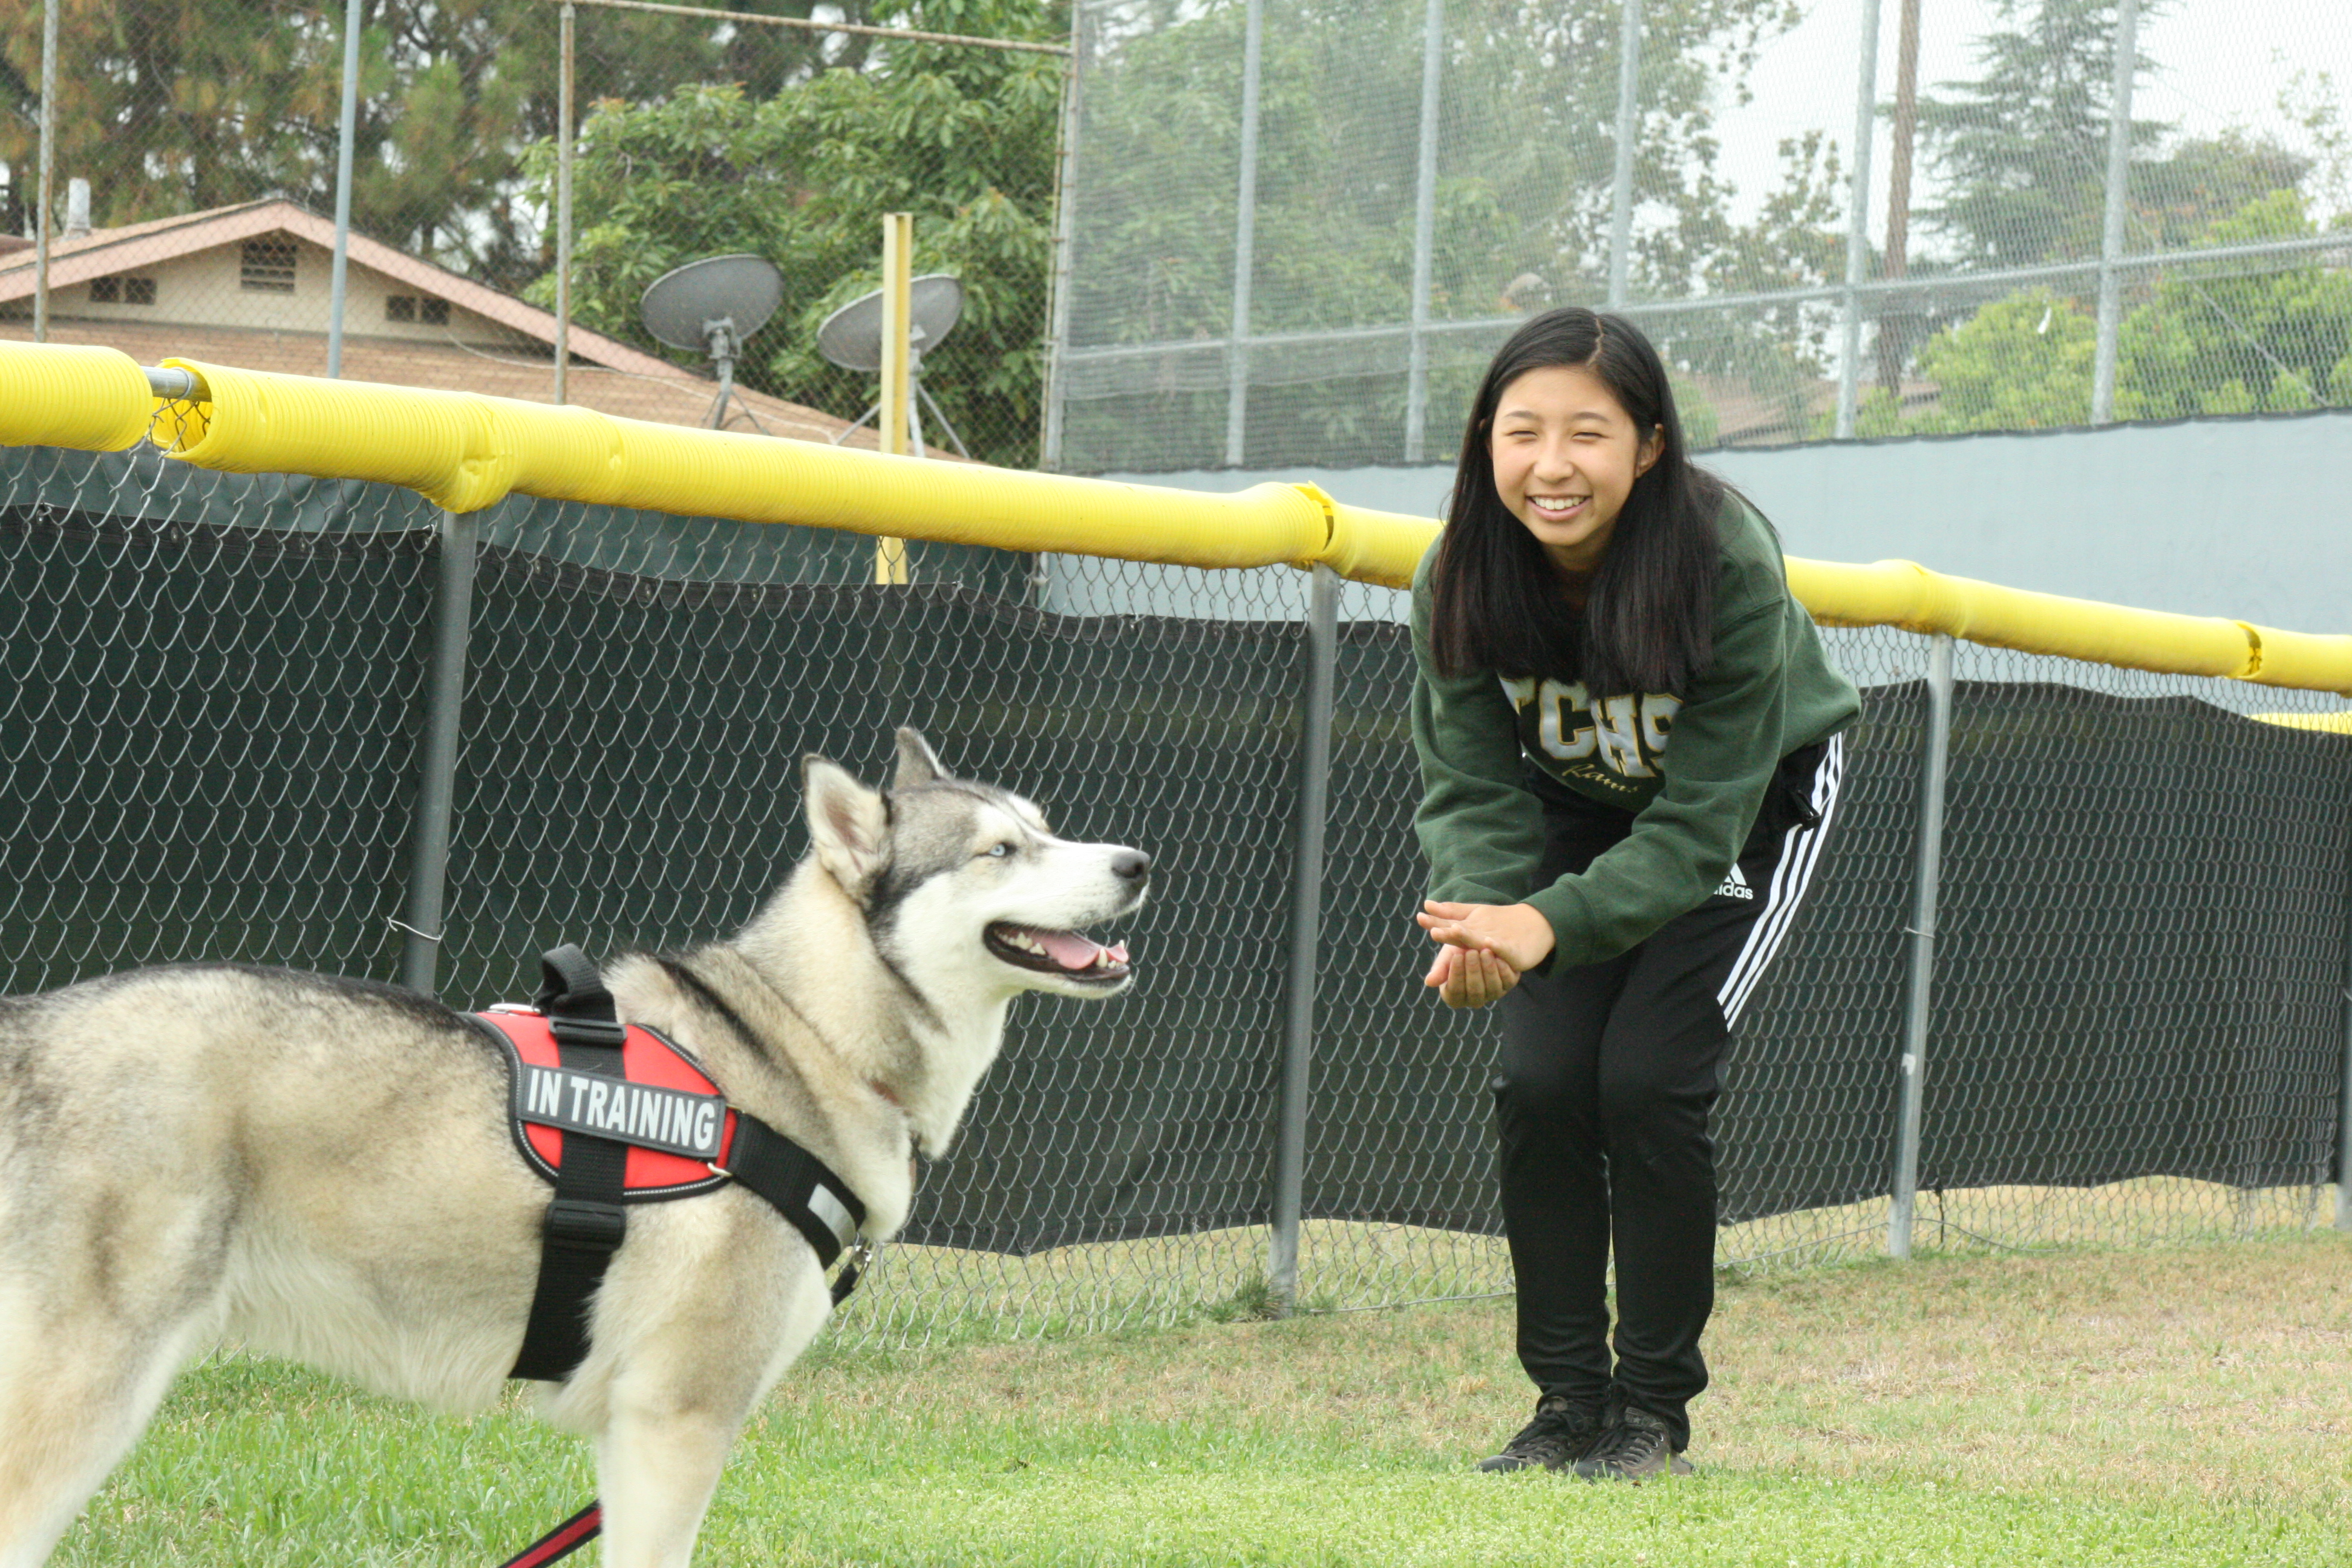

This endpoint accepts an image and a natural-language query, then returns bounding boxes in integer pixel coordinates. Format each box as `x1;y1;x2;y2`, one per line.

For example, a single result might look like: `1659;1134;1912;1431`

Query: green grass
47;1229;2352;1565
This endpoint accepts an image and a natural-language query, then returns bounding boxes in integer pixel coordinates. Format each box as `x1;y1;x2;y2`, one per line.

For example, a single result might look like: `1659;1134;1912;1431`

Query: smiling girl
1411;308;1860;1479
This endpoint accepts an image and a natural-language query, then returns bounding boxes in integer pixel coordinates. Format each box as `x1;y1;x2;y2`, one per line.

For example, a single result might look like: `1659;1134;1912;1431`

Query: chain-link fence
7;436;2348;1344
13;2;2350;475
0;0;1068;460
1049;0;2352;472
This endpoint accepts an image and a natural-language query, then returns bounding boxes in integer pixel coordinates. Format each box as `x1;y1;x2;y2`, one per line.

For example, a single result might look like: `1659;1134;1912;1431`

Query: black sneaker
1475;1393;1605;1473
1571;1405;1694;1481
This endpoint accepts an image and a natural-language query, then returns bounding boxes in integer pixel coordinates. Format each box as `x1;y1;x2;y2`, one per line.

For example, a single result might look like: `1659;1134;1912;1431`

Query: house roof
1;318;880;446
0;200;695;381
0;198;881;445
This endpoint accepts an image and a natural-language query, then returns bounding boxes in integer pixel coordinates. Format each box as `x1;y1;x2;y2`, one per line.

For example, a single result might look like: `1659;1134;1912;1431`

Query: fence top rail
1;342;2345;696
1060;231;2352;367
553;0;1074;55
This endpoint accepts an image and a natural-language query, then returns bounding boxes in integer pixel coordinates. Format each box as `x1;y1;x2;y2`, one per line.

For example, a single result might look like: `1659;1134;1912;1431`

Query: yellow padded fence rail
0;341;155;454
2;344;2347;695
150;356;1371;581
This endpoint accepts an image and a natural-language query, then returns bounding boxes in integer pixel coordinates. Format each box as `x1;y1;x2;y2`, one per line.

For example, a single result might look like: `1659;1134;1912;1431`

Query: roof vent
64;178;91;240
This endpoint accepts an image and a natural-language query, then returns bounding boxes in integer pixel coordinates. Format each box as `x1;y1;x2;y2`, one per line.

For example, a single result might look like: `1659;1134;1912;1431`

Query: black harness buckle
547;1014;628;1051
542;1198;626;1252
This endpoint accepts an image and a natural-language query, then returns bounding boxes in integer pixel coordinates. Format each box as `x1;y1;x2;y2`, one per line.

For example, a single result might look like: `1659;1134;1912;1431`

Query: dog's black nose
1112;849;1151;883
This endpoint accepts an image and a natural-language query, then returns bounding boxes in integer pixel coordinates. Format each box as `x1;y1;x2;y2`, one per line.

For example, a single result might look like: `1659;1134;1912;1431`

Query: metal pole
1877;0;1922;398
1269;564;1337;1313
875;212;912;584
1605;0;1642;309
1223;0;1264;468
2091;0;2138;427
1889;632;1953;1258
326;0;364;379
32;0;58;343
1402;0;1444;463
555;0;576;406
1039;3;1085;472
1834;0;1884;439
401;508;479;996
2336;828;2352;1231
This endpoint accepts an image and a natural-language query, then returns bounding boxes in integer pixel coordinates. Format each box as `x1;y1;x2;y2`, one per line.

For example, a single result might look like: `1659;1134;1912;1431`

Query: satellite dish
639;253;785;431
817;273;970;458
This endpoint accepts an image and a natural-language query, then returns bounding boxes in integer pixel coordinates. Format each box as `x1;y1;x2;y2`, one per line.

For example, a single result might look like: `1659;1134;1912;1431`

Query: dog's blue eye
986;842;1011;858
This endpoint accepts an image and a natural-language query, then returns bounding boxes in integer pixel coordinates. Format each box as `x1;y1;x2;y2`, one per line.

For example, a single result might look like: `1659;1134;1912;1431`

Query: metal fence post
326;0;364;379
32;0;57;344
1402;0;1445;464
2091;0;2139;427
1889;632;1953;1258
1224;0;1264;468
1269;564;1337;1312
1039;2;1086;472
400;508;479;997
1605;0;1642;309
2337;844;2352;1231
555;0;577;407
1834;0;1884;439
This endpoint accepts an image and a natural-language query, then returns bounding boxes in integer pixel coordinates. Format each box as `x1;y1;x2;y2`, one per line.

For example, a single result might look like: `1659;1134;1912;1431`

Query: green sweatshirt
1411;495;1861;969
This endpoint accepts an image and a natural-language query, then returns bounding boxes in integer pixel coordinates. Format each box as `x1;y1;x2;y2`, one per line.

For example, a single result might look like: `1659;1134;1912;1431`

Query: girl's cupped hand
1416;900;1555;1008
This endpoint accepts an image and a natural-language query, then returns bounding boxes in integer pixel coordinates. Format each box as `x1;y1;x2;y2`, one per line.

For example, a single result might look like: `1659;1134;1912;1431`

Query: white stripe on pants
1717;731;1845;1030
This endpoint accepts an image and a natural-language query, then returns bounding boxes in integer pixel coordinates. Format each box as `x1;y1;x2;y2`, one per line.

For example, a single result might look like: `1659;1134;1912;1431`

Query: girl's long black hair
1429;307;1726;696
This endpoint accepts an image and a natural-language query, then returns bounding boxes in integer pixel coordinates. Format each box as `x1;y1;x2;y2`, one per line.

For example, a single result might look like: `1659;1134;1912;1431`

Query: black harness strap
721;1112;869;1304
495;944;877;1565
509;946;631;1383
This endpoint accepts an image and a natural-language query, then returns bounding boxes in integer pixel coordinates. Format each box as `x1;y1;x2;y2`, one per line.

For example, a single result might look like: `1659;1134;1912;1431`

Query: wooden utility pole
875;211;912;586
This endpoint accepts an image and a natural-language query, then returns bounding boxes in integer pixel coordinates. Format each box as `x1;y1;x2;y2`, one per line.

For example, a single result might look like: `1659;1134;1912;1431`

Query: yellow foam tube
1783;556;2273;681
1317;493;1439;589
2240;626;2352;696
93;351;2352;694
0;341;155;452
2252;711;2352;733
154;359;1334;569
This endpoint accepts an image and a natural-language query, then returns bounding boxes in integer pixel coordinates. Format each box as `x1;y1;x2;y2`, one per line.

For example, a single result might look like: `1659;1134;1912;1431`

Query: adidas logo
1714;863;1755;901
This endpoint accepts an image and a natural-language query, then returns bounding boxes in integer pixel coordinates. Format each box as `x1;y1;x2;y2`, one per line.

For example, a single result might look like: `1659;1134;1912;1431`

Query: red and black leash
492;1252;868;1564
497;1501;602;1567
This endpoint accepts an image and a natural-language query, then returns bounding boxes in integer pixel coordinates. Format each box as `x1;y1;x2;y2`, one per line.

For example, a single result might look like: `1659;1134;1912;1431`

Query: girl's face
1488;364;1664;575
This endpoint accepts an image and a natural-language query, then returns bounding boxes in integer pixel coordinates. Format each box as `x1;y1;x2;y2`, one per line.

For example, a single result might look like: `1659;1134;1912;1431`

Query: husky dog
0;728;1147;1568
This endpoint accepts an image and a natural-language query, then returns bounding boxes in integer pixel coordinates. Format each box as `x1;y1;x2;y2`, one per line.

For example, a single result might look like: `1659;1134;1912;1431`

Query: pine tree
1912;0;2167;267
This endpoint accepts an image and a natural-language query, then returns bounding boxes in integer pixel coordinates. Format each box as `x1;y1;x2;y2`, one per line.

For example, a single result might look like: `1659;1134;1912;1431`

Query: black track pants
1492;734;1844;1451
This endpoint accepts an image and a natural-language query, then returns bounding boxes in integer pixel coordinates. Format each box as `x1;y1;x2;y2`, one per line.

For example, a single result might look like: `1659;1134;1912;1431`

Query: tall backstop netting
7;440;2348;1342
1048;0;2352;472
15;0;2352;470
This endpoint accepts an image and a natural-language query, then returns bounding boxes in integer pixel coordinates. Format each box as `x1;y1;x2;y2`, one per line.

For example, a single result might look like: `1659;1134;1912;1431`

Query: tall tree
2115;190;2352;417
535;0;1068;466
1;0;344;227
0;0;901;285
1913;0;2168;267
1058;0;1813;466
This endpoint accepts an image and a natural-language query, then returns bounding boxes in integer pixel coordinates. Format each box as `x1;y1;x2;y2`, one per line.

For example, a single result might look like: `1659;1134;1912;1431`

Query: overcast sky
1711;0;2352;244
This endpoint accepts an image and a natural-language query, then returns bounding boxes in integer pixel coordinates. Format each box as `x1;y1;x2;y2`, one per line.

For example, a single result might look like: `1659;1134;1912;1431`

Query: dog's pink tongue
1035;929;1106;970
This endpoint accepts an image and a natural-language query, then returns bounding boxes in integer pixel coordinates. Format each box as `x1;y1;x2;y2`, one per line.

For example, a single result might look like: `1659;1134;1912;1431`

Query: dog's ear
892;727;951;791
803;754;892;901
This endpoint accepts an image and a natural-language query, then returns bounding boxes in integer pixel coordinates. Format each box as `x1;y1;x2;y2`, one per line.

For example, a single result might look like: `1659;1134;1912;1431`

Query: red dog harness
472;947;869;1386
477;1007;737;1201
477;946;872;1568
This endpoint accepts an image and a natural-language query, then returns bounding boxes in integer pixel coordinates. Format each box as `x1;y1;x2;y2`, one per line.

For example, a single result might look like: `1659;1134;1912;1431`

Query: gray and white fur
0;728;1147;1568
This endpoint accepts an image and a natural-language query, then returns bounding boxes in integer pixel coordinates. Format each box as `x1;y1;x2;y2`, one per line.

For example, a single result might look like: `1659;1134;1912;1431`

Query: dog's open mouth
985;923;1131;982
